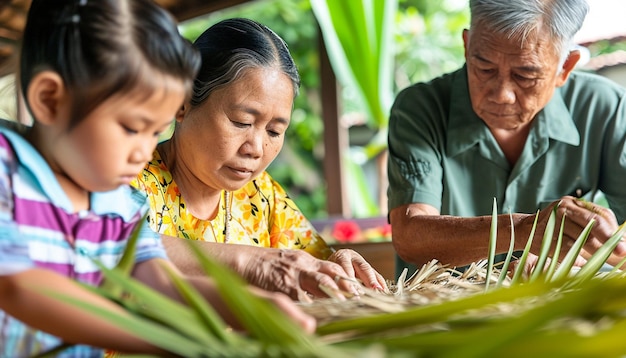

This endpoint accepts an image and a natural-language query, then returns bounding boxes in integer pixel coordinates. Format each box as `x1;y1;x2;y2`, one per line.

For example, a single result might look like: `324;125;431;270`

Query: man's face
463;23;577;132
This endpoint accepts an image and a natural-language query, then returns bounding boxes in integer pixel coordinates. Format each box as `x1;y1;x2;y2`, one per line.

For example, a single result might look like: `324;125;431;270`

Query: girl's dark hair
20;0;201;127
190;18;300;107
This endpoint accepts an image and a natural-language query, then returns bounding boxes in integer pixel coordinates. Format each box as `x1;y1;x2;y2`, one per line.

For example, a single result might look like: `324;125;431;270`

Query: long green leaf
485;197;498;291
310;0;397;127
551;219;594;282
510;211;539;284
39;289;220;357
184;241;344;357
545;214;566;281
568;221;626;287
88;260;222;346
159;262;239;344
496;212;516;287
529;206;557;283
98;214;146;298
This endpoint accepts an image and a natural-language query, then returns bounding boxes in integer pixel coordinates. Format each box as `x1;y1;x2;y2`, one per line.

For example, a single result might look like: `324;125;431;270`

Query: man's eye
514;74;533;81
514;74;537;88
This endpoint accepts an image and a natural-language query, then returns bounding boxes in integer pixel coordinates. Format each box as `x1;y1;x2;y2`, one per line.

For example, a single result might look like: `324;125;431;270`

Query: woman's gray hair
190;18;300;107
469;0;589;63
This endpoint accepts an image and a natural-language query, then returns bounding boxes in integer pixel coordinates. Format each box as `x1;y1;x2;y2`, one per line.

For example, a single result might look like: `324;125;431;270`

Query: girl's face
174;67;294;192
52;75;187;194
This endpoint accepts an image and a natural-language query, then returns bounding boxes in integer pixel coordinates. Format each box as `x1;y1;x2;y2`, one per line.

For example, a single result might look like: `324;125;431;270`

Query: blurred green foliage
179;0;469;219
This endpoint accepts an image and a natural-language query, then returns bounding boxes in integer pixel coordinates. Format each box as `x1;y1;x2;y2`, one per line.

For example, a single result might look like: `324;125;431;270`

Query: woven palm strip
299;259;511;325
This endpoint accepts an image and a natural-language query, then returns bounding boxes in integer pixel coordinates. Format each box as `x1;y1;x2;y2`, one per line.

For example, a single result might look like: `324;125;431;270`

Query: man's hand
530;196;625;267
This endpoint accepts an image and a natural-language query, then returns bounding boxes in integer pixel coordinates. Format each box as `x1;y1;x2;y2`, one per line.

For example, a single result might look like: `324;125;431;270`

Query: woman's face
175;67;294;192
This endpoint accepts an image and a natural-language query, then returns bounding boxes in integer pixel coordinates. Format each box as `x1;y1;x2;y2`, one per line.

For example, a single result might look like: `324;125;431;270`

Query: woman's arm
161;235;370;299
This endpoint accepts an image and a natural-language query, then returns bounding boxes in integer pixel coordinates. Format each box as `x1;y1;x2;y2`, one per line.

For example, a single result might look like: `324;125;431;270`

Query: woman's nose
241;132;263;158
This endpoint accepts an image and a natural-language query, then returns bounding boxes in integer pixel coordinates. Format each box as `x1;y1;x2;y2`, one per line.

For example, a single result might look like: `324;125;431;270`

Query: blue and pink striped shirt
0;126;167;357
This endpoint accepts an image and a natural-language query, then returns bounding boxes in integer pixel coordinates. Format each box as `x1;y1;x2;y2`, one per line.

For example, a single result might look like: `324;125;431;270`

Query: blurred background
0;0;625;224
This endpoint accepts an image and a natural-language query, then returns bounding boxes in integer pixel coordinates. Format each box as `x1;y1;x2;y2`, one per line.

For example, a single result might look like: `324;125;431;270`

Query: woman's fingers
244;248;387;301
328;249;388;291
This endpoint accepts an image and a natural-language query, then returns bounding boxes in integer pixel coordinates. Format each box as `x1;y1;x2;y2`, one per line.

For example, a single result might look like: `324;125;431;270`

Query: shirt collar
0;126;142;221
446;66;580;157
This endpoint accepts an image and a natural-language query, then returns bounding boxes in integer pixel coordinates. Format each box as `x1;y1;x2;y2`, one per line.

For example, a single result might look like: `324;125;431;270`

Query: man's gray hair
469;0;589;62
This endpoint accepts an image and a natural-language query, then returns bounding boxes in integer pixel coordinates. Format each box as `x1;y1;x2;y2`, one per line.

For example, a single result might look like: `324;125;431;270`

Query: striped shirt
0;127;167;357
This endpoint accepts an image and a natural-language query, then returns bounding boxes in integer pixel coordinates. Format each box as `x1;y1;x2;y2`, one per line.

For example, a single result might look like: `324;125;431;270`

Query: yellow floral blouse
132;150;333;260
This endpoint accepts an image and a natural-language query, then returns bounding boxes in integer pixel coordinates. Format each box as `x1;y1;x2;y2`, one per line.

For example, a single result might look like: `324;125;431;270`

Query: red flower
332;220;362;243
379;223;392;236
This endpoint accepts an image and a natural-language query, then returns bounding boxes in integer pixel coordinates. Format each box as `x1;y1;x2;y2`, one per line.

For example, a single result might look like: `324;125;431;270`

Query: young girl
0;1;314;357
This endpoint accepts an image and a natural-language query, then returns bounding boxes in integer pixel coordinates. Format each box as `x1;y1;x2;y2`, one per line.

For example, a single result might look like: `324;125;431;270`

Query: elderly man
388;0;626;276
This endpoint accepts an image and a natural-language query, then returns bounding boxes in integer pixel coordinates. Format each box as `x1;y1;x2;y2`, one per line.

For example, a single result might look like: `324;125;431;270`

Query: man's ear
175;103;189;123
462;29;470;61
556;50;581;87
26;71;68;125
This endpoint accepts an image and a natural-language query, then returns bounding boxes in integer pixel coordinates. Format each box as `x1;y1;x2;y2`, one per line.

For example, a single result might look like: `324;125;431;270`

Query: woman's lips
227;166;253;179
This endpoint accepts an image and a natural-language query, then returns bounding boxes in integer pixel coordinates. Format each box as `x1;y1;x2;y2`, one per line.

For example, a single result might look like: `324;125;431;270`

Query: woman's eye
232;121;251;128
268;130;281;138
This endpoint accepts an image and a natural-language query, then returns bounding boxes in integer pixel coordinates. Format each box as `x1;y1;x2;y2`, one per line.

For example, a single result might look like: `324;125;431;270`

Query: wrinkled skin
508;196;626;276
240;248;388;301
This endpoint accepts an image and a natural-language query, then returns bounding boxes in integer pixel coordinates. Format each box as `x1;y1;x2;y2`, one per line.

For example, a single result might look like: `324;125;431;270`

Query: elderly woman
133;18;387;299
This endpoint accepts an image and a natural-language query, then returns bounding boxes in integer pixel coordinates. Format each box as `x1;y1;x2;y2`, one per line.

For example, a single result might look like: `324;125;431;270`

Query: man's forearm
391;211;530;267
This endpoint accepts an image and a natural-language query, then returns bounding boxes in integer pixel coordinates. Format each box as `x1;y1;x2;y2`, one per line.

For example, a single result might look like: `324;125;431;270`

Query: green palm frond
35;199;626;357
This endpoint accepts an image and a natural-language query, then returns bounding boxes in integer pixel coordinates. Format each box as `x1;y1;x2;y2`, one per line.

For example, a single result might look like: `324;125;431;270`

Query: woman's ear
175;103;188;123
26;71;68;125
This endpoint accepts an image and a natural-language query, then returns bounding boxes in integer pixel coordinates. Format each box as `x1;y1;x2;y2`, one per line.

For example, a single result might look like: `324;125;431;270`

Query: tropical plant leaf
158;262;240;344
38;288;223;357
98;214;146;298
551;219;594;282
485;197;498;290
529;205;557;283
510;211;539;285
567;221;626;287
544;214;566;281
184;240;347;357
496;212;516;288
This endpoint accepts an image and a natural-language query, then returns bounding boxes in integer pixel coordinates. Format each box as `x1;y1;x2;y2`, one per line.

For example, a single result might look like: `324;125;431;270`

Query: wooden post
318;27;350;217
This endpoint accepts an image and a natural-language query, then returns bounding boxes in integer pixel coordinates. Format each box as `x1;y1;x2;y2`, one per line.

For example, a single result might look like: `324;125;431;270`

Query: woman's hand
162;236;388;301
240;248;387;301
327;249;388;292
